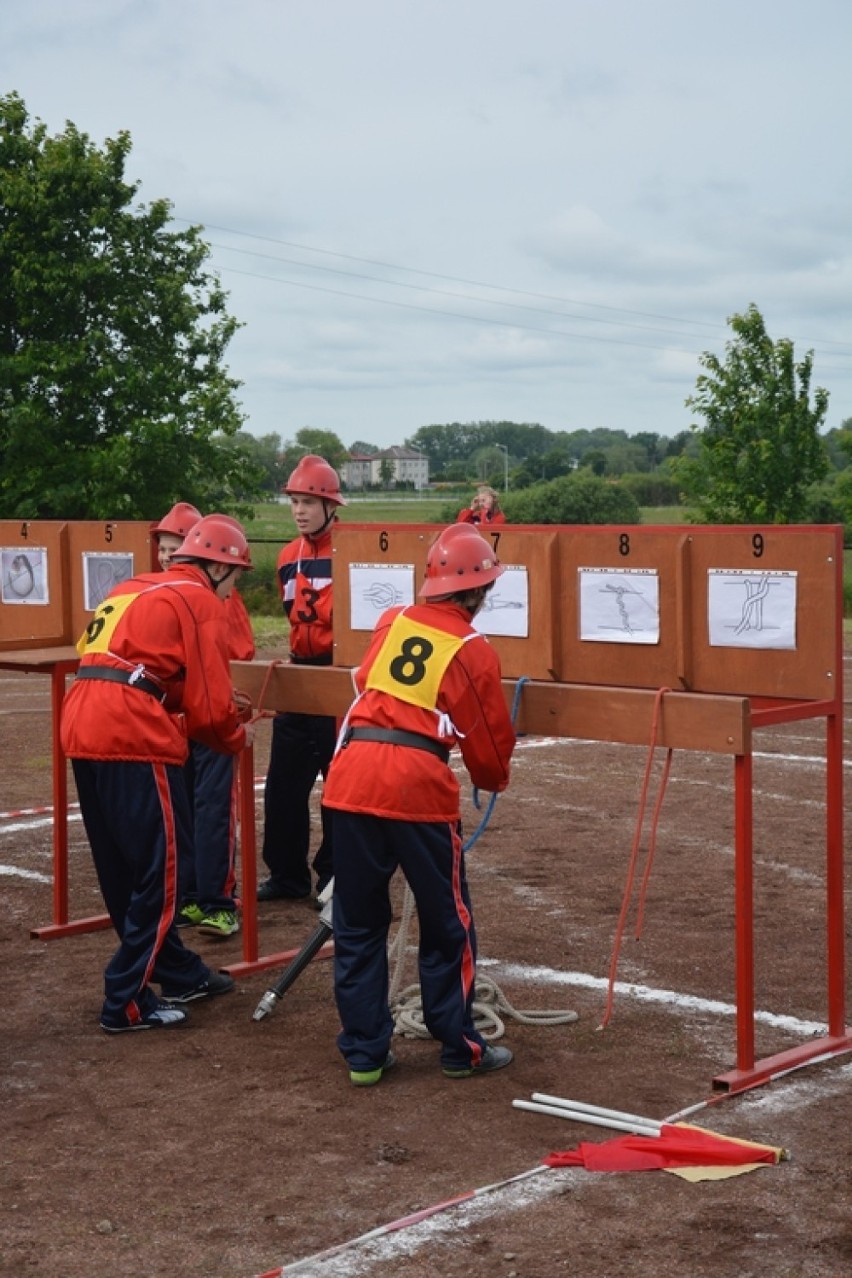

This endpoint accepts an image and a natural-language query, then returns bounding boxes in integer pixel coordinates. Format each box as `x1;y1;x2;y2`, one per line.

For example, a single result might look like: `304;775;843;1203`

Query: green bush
504;473;641;525
618;472;683;507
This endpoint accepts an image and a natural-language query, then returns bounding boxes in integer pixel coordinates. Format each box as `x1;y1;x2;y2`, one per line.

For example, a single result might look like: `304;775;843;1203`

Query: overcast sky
5;0;851;451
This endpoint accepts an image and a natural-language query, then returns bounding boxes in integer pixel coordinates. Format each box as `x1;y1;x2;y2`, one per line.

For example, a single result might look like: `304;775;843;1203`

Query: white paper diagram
349;563;415;630
83;553;134;611
579;567;660;644
473;564;529;638
708;569;797;649
1;547;49;606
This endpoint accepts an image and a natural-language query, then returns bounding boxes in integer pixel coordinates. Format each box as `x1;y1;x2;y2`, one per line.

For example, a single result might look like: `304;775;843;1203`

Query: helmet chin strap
317;501;336;535
198;562;236;593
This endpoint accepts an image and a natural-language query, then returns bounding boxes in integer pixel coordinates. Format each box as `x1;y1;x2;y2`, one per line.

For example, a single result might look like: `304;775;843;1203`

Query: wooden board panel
684;525;841;700
0;521;71;649
66;522;157;644
331;523;560;680
554;525;687;686
1;520;158;654
555;523;842;701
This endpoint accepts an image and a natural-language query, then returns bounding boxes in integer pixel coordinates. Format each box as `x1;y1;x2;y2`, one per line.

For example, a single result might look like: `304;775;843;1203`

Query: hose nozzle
252;989;280;1021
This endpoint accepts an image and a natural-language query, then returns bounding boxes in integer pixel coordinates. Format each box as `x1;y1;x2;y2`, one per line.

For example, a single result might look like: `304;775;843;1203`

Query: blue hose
463;676;528;852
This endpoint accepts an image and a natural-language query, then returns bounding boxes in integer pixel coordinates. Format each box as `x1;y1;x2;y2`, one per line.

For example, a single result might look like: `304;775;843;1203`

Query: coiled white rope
388;881;578;1041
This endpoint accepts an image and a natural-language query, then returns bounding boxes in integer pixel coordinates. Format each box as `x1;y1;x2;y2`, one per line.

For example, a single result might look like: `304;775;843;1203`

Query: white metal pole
530;1093;663;1131
496;443;509;492
512;1099;661;1137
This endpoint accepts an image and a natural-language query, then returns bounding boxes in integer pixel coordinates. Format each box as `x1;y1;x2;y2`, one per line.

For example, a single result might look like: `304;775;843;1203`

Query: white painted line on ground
478;959;831;1039
0;814;83;838
272;1056;852;1276
0;864;50;883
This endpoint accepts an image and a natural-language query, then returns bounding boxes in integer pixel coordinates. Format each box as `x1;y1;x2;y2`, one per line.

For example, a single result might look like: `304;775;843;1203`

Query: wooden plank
230;661;751;755
0;646;80;671
232;661;356;718
513;681;750;754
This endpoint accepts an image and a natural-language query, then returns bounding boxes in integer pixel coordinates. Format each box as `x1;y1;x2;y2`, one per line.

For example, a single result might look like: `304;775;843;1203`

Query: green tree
603;442;654;475
822;421;852;471
631;431;665;468
507;473;640;525
581;450;607;477
678;304;829;523
291;428;348;473
217;431;283;496
0;93;257;519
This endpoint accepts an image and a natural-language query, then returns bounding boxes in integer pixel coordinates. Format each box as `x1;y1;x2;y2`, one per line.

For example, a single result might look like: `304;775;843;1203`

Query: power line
205;240;721;344
221;266;710;357
172;214;852;362
171;216;727;334
215;264;851;373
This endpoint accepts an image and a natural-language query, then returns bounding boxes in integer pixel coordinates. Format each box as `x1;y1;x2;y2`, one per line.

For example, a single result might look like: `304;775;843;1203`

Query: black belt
75;666;167;704
341;726;450;764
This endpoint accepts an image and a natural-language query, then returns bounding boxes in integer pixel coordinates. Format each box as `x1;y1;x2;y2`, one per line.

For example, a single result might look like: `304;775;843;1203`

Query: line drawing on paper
708;568;796;650
481;595;523;611
83;553;134;610
1;548;49;605
349;563;415;631
600;580;648;637
473;564;529;638
733;574;773;634
579;568;660;644
362;580;405;611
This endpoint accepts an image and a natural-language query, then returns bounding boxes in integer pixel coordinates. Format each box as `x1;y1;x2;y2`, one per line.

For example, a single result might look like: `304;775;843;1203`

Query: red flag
544;1123;783;1174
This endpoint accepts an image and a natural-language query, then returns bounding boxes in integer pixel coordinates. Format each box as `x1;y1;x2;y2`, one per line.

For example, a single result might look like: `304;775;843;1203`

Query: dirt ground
2;648;851;1278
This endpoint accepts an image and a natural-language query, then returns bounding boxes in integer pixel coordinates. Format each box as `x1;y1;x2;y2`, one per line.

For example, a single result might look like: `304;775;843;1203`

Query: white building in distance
342;446;429;492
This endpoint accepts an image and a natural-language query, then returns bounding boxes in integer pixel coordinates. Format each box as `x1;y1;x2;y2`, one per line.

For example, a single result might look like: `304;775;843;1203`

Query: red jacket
322;602;515;822
456;508;506;526
226;589;256;661
276;525;335;663
61;565;248;764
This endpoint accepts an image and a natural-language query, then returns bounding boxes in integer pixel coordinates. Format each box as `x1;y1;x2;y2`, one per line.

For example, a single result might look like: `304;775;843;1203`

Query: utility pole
496;443;509;493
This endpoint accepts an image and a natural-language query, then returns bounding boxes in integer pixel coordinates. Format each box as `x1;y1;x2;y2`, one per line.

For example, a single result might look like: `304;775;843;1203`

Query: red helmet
151;502;202;540
419;524;504;599
285;455;346;506
174;514;253;569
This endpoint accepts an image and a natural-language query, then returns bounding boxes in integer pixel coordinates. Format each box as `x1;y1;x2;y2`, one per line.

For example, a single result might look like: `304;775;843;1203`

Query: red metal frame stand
1;653;113;941
220;740;334;979
713;702;851;1092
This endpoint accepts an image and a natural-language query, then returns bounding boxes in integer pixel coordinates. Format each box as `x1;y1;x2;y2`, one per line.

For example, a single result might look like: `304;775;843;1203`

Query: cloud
4;0;852;444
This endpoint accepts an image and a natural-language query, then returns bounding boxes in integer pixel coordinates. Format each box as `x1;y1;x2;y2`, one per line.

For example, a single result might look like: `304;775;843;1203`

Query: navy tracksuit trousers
183;741;238;911
329;809;488;1073
261;711;336;895
72;758;209;1025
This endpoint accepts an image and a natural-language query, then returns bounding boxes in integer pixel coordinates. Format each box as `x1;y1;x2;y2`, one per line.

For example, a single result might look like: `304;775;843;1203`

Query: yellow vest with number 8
365;613;465;709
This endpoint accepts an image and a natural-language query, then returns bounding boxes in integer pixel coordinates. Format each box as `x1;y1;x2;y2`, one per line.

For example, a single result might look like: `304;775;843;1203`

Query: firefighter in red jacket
61;515;255;1033
258;455;344;903
322;523;516;1085
151;505;257;938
